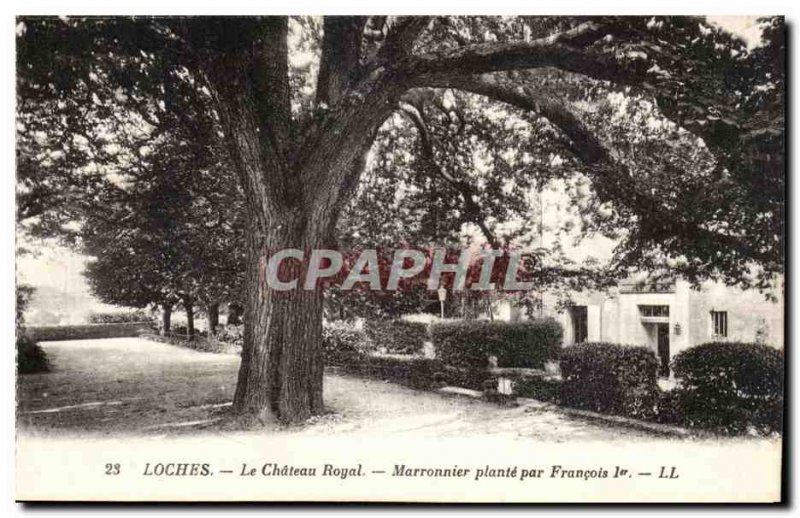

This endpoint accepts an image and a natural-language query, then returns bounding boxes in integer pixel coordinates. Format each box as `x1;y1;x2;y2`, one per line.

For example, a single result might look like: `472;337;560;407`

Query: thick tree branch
405;21;648;88
296;17;432;240
398;101;497;246
180;17;293;228
420;74;609;163
316;17;367;106
422;74;774;266
324;142;374;247
299;80;402;241
377;17;432;59
298;17;438;238
536;18;637;47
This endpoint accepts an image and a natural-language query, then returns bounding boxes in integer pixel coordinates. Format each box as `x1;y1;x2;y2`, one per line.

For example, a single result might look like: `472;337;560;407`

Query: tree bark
161;304;172;336
232;211;326;424
207;303;220;333
185;299;195;338
187;16;417;425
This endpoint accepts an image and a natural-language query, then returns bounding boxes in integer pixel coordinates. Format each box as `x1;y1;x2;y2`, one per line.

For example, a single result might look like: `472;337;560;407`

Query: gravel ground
16;338;782;504
11;338;731;442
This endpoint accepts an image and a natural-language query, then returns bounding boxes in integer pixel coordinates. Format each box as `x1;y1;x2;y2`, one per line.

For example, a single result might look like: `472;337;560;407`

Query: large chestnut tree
17;16;784;423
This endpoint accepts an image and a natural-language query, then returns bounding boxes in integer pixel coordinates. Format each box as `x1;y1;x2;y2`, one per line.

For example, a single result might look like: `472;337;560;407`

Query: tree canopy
18;16;784;292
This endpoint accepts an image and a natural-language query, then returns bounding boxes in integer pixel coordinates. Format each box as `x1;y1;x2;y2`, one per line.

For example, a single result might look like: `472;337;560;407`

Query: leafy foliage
671;341;784;434
16;335;50;374
18;17;246;318
215;324;244;348
87;310;154;324
16;284;35;328
566;17;785;291
559;342;659;419
80;99;246;308
17;16;785;301
364;319;429;355
431;319;563;369
321;321;372;362
328;353;445;391
16;284;49;373
511;372;562;403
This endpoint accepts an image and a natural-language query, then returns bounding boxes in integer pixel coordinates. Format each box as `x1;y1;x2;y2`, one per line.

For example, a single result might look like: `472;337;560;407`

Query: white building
494;277;784;376
474;175;784;374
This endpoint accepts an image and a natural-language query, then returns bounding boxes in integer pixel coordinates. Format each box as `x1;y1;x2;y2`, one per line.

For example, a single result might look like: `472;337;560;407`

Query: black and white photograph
9;6;787;504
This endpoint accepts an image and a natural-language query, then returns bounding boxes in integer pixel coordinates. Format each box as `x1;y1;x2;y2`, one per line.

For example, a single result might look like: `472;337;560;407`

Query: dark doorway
657;324;670;377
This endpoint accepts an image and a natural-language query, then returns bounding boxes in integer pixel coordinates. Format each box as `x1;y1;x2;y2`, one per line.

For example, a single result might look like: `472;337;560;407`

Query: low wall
23;322;155;342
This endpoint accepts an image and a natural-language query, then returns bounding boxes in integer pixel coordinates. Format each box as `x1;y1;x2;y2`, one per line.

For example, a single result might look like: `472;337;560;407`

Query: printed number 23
105;463;120;475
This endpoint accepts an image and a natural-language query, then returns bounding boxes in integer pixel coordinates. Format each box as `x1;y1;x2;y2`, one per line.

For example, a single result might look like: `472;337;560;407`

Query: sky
706;15;763;49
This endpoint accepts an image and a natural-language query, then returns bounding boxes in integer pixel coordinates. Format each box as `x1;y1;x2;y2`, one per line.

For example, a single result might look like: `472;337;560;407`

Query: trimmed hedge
671;342;784;435
364;319;428;355
328;352;445;390
322;321;371;362
431;319;562;369
17;334;49;374
511;372;562;403
438;364;494;391
88;310;154;324
171;325;204;337
140;333;240;354
559;343;659;420
655;390;685;426
24;322;155;342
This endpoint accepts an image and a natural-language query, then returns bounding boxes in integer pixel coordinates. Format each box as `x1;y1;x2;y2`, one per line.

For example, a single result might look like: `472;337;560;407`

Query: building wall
617;292;673;352
527;277;783;359
686;281;784;348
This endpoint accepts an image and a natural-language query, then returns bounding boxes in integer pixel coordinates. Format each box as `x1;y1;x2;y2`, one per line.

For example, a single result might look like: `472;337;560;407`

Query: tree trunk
190;17;399;425
208;303;220;334
185;300;195;338
232;213;326;424
222;134;385;424
161;304;172;336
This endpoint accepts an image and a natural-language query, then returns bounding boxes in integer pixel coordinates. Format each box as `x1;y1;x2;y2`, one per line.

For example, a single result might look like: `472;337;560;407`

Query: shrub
169;325;207;338
331;354;445;390
17;334;49;374
171;324;188;336
25;322;154;341
671;342;784;435
436;364;494;391
322;321;371;363
559;343;659;419
88;310;153;324
513;373;562;403
655;390;685;426
431;318;562;370
215;324;244;346
141;333;237;354
16;284;35;327
364;319;428;355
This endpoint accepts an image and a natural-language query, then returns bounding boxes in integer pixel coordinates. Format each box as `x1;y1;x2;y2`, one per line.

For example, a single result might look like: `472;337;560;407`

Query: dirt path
19;338;661;440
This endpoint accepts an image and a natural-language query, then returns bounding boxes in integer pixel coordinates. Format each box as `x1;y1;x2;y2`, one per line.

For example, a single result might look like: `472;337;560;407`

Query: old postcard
13;12;785;503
